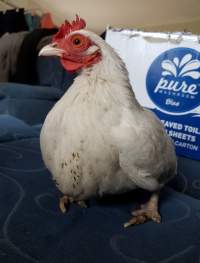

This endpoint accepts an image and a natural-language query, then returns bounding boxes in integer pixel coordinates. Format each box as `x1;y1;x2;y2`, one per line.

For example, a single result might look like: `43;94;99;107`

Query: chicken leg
124;191;161;228
59;195;88;213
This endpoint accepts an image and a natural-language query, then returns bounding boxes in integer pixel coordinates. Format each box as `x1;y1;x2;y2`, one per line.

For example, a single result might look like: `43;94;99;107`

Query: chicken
39;16;177;227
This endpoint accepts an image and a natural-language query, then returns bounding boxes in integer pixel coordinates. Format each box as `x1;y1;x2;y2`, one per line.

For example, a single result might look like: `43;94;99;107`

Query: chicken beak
38;43;65;57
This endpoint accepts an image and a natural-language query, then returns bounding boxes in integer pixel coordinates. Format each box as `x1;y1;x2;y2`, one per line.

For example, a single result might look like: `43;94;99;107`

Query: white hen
39;16;177;227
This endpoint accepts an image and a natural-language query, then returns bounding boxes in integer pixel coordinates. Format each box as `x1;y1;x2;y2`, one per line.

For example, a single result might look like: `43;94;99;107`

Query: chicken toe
124;191;161;228
59;195;71;213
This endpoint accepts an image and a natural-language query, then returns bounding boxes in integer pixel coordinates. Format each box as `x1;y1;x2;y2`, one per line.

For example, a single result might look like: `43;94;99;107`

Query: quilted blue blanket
0;82;200;263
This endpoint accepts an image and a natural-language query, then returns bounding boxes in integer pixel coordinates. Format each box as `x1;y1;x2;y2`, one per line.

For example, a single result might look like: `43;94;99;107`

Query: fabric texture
0;9;28;37
0;82;63;125
170;156;200;199
0;114;38;142
12;28;58;85
0;138;200;263
37;56;76;91
0;31;28;82
25;13;41;31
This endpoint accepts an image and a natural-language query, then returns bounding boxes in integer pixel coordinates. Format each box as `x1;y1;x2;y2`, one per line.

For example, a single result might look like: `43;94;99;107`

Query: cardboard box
106;29;200;160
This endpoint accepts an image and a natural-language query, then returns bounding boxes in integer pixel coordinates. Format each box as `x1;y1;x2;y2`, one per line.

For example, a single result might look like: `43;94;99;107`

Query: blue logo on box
146;47;200;113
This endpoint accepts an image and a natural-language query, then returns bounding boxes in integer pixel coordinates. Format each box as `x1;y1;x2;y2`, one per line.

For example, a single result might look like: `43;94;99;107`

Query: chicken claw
59;196;71;213
59;196;87;213
124;191;161;228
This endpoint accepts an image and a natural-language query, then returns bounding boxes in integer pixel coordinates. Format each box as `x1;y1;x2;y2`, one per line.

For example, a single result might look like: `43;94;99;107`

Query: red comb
53;15;86;42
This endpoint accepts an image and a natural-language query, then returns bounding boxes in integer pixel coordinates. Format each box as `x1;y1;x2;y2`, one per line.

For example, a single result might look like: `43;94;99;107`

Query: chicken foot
59;195;87;213
124;191;161;228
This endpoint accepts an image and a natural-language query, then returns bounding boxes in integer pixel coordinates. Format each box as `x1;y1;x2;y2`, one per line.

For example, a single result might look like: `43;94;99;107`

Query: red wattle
61;58;83;72
60;51;101;72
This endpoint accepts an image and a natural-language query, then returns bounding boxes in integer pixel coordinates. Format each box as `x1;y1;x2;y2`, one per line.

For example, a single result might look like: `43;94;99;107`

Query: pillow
0;114;39;142
0;83;63;125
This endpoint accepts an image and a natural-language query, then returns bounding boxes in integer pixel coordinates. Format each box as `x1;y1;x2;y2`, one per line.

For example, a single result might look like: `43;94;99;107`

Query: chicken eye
69;34;90;51
73;38;81;46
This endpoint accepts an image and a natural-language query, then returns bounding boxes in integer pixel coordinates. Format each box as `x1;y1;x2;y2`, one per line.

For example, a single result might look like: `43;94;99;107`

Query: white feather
40;30;177;200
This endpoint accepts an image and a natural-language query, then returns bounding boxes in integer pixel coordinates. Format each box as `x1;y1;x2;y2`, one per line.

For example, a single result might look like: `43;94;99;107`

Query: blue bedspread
0;81;200;263
0;83;63;125
0;138;200;263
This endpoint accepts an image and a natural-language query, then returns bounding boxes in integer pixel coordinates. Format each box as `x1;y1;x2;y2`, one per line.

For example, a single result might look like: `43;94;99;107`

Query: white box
106;28;200;160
